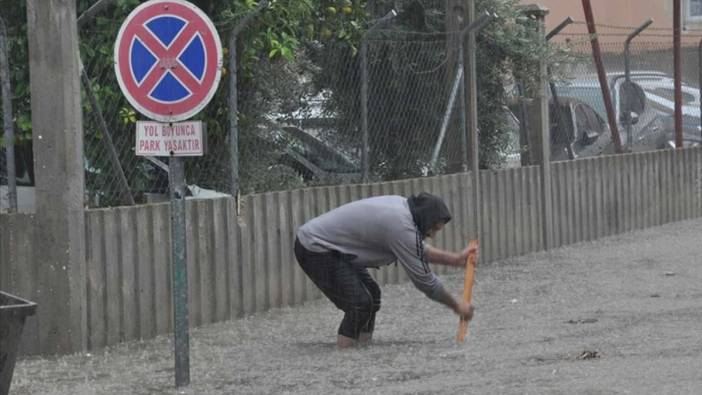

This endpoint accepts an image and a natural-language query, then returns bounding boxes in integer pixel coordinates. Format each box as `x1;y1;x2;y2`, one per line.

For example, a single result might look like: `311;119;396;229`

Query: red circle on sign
114;0;222;122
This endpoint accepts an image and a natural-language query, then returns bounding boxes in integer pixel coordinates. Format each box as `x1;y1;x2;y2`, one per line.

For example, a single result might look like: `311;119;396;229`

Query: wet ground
11;218;702;394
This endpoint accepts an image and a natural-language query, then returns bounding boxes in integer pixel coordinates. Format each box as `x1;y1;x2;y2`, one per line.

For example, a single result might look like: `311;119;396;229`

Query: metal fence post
360;40;369;183
0;16;16;212
624;19;653;147
581;0;624;153
546;17;573;159
674;0;683;148
228;30;240;200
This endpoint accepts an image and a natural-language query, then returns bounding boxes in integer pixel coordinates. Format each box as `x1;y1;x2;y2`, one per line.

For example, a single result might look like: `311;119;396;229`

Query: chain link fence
76;2;478;208
0;6;31;213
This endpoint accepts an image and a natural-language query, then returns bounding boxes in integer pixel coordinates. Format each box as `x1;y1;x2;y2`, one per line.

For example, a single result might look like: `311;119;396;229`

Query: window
688;0;702;20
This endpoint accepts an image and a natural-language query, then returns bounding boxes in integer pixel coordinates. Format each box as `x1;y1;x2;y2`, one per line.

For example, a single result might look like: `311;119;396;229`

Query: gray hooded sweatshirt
296;195;447;302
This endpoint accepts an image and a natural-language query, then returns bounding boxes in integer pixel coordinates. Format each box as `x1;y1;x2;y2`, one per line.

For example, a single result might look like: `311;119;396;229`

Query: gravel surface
10;218;702;394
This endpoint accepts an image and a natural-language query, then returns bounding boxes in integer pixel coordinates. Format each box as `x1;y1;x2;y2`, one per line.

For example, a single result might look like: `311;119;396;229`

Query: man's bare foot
337;333;373;348
337;334;356;348
358;332;373;346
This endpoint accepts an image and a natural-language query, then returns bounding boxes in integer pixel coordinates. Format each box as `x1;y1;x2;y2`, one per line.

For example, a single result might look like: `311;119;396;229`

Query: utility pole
26;0;87;353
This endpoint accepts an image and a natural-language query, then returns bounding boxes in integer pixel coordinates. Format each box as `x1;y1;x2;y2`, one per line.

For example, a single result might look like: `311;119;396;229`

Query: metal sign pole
168;154;189;387
116;1;222;389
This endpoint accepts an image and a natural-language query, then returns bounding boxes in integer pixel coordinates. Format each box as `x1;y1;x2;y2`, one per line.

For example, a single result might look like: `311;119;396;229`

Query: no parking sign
114;0;223;122
114;0;224;388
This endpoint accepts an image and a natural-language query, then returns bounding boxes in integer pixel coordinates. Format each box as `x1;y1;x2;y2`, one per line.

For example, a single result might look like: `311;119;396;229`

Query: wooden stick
456;240;479;342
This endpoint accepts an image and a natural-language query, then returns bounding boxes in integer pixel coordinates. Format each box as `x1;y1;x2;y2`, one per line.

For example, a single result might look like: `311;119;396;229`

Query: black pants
294;238;381;339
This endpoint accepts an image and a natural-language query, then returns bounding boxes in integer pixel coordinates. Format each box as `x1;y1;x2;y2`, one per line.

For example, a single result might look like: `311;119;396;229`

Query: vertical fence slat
605;156;616;236
505;169;516;258
153;204;171;334
583;159;594;241
494;170;505;260
662;151;672;224
674;150;681;221
87;211;105;349
521;166;538;252
104;209;121;345
213;199;228;322
135;207;154;339
197;200;214;324
290;189;305;305
227;198;242;317
483;170;499;261
444;175;457;255
11;215;38;355
565;161;574;245
549;163;559;248
240;196;255;314
655;151;664;226
448;174;461;258
634;154;644;230
252;194;268;312
682;149;691;219
552;163;562;247
646;152;655;226
279;191;293;306
535;166;544;250
626;154;634;229
631;154;640;230
186;201;200;326
511;168;523;256
303;188;319;301
618;155;626;234
601;156;611;236
573;161;583;243
460;173;472;245
266;192;281;309
685;149;693;219
566;161;576;245
118;207;137;342
629;155;638;230
593;157;603;238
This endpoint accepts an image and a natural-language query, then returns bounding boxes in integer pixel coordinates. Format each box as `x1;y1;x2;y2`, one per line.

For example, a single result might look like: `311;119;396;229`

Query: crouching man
294;192;475;348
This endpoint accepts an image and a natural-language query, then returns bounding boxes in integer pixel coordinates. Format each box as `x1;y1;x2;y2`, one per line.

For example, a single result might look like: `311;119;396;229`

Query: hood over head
407;192;452;237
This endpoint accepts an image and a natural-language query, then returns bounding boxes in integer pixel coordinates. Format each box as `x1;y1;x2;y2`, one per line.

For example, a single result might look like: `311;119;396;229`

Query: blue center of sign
130;15;208;102
146;16;186;47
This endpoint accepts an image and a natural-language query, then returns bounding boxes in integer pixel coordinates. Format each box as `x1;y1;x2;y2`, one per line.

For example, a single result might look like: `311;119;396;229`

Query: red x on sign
114;0;223;122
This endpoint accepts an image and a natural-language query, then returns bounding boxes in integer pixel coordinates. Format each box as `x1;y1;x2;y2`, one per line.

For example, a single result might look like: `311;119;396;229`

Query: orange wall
518;0;700;44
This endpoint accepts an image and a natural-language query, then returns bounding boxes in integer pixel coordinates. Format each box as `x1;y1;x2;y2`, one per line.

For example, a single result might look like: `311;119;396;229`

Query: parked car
554;71;702;156
275;125;361;183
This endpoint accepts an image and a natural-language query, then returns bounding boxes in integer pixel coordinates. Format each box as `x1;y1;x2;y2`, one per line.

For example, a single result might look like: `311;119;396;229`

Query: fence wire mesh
366;36;463;179
0;7;30;213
